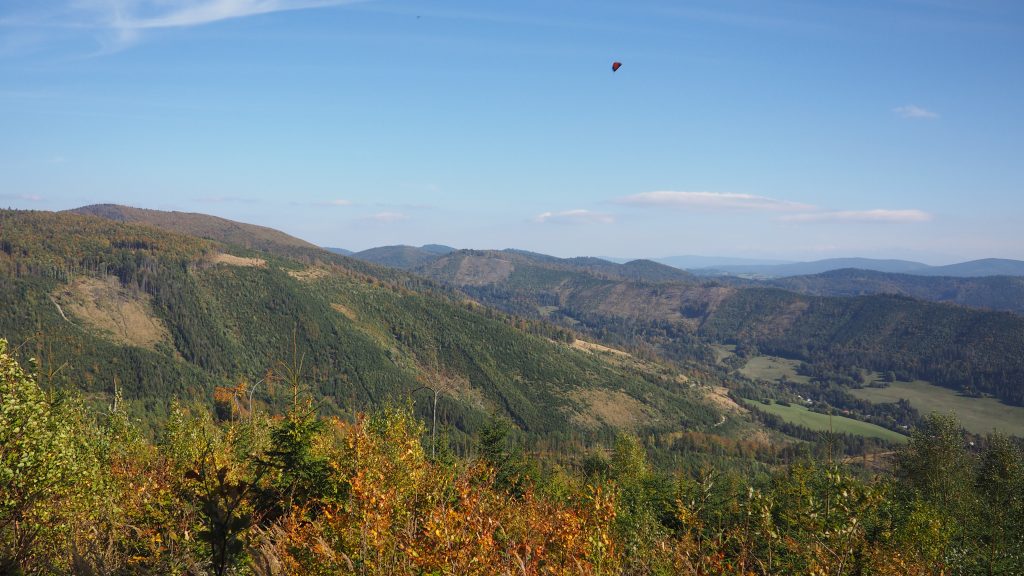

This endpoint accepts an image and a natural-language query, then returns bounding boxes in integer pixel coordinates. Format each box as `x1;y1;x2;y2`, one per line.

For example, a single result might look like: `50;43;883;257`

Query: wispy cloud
314;199;352;206
374;202;435;210
368;211;409;223
105;0;362;31
4;0;366;52
617;189;931;225
0;193;44;202
533;209;614;225
893;105;938;119
615;191;816;212
192;195;257;203
779;209;933;223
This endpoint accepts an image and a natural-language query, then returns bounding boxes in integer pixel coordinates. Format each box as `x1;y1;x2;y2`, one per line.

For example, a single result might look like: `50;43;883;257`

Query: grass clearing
710;343;736;364
739;355;812;384
537;305;559;317
744;399;908;443
851;380;1024;437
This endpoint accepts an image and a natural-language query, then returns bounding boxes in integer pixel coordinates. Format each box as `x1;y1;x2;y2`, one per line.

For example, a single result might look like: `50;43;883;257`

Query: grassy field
744;399;908;443
738;355;812;384
850;380;1024;437
536;305;559;317
710;343;736;364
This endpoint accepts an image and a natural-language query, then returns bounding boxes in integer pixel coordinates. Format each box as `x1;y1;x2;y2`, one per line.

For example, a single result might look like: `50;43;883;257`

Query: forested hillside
0;209;747;458
410;250;1024;407
766;268;1024;314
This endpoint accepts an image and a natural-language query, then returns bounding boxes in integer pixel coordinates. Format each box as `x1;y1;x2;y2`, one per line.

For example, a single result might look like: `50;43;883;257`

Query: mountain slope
768;269;1024;314
353;245;449;269
71;204;317;253
0;209;738;446
690;258;930;277
922;258;1024;277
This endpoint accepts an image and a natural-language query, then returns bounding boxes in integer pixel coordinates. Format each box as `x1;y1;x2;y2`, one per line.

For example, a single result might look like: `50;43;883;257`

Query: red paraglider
612;61;622;72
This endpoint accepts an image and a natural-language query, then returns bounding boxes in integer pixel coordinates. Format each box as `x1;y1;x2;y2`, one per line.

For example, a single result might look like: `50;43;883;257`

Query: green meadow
744;399;908;443
851;380;1024;437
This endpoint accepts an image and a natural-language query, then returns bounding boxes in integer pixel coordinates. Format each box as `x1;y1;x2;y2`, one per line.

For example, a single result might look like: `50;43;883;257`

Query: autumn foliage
1;339;1021;574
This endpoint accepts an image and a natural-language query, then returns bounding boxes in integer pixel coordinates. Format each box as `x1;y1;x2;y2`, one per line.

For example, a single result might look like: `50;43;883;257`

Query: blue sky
1;0;1022;263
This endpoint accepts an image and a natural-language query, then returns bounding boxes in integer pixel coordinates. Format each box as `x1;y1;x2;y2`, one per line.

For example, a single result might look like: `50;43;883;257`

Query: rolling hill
352;244;454;269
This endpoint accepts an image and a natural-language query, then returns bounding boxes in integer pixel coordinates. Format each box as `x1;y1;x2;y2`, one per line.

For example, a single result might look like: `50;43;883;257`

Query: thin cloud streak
779;209;932;223
893;105;939;119
3;0;367;53
616;191;816;212
368;211;408;223
0;193;44;202
533;209;614;225
108;0;364;31
192;195;258;203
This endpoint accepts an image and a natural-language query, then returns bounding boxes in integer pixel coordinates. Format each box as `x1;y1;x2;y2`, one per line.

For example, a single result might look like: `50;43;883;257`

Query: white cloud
369;211;409;222
893;105;938;119
533;209;614;225
315;199;352;206
779;209;933;223
105;0;362;31
616;191;816;212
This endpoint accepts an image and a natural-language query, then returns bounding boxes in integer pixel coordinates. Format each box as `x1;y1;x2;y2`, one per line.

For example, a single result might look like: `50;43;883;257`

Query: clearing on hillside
52;276;171;350
211;253;266;267
568;389;659;430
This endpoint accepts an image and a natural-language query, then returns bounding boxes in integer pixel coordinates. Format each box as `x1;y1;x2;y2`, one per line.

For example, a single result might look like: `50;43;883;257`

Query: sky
1;0;1022;263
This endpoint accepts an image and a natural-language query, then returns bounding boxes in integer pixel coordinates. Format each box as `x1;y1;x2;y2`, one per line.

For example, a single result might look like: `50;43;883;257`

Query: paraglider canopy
612;61;622;72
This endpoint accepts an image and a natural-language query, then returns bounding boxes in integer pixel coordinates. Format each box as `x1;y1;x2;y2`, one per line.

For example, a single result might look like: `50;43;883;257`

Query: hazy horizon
3;1;1022;263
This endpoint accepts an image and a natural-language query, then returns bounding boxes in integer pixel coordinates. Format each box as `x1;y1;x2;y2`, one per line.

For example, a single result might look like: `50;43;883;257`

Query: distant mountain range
348;245;695;284
344;245;1024;315
652;255;796;269
346;245;1024;279
682;257;1024;278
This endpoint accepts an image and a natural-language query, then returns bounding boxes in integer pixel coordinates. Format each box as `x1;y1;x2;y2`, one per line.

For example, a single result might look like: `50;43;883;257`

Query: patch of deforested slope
0;209;730;445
